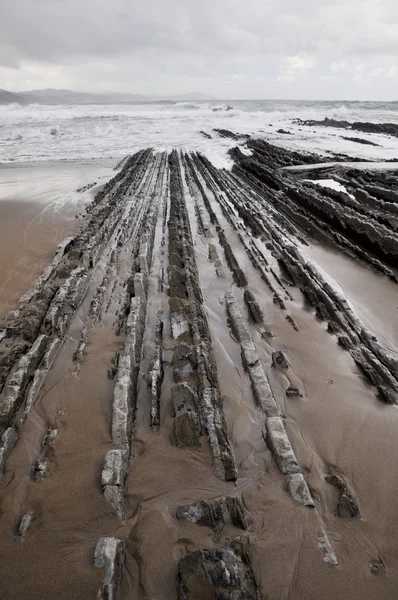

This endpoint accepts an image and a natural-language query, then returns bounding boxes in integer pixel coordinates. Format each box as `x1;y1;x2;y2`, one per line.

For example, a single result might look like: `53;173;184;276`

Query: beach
0;110;398;599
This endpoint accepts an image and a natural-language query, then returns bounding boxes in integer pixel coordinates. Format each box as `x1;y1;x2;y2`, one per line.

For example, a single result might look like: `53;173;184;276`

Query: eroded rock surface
178;539;259;600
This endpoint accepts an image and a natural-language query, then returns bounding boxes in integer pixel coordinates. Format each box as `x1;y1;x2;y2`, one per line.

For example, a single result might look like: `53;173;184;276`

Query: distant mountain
0;88;216;105
0;89;23;104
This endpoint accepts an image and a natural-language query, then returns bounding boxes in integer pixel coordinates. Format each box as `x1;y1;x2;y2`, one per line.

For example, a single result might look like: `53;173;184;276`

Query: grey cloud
0;0;397;98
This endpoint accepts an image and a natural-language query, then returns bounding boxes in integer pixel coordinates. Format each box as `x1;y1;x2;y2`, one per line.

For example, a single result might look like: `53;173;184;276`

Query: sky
0;0;397;100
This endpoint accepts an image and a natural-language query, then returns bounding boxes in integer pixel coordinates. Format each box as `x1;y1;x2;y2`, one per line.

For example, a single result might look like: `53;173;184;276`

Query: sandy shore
0;161;115;319
0;147;398;600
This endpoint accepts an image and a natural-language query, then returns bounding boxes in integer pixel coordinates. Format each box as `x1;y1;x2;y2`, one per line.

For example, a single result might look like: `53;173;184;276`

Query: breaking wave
1;99;398;166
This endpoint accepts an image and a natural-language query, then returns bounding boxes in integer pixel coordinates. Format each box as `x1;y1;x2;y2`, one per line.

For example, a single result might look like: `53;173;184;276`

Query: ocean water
1;100;398;168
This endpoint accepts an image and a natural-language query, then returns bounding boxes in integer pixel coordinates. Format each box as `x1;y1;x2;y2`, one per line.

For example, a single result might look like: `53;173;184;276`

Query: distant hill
0;89;24;104
0;88;216;105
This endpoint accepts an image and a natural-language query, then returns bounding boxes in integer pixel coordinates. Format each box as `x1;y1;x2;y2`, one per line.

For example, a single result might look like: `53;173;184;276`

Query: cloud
0;0;397;98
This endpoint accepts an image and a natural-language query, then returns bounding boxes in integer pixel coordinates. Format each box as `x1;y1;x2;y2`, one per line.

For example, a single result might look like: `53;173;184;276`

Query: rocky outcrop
112;298;144;447
225;292;314;507
17;513;34;538
177;496;250;531
243;290;264;324
326;474;360;518
94;537;125;600
101;450;128;519
149;318;164;431
341;136;380;147
168;151;237;481
272;350;290;369
178;539;259;600
172;383;201;447
293;117;398;138
0;427;18;476
0;334;48;428
213;128;249;141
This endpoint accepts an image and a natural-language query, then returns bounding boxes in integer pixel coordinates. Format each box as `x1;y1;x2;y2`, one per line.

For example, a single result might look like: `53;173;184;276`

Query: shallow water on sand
0;161;115;317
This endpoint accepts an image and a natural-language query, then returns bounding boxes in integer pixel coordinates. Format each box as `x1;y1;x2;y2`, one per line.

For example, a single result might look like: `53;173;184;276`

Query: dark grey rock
17;513;34;537
286;387;301;397
94;537;125;600
272;351;290;369
172;383;201;447
32;457;49;481
176;496;250;531
178;539;259;600
326;474;360;518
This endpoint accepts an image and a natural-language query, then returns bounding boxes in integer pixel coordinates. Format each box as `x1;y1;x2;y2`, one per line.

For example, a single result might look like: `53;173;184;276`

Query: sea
1;100;398;168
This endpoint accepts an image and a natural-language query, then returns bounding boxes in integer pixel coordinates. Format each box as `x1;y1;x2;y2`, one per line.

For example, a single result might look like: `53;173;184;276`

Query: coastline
0;137;397;599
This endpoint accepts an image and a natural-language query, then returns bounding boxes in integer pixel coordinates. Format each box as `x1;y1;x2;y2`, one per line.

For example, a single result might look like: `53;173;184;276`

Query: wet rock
102;449;128;487
178;539;259;600
73;327;87;361
286;473;315;507
112;355;133;447
32;457;49;481
176;496;250;531
0;427;18;476
43;267;88;337
42;429;57;447
286;387;301;397
341;136;381;147
327;321;340;334
174;362;195;383
226;292;279;417
265;417;301;475
5;310;19;322
370;558;386;575
226;292;251;344
317;531;338;564
0;334;48;427
133;272;146;303
338;334;353;350
94;537;125;600
173;342;196;366
286;314;299;331
208;244;218;262
213;128;248;141
293;117;350;129
272;350;290;369
326;474;360;518
25;338;62;415
243;290;264;324
218;230;248;287
172;383;201;447
170;305;191;339
102;450;128;520
251;362;279;416
150;348;164;430
17;513;34;537
174;412;201;447
169;151;237;482
108;353;120;380
377;385;397;405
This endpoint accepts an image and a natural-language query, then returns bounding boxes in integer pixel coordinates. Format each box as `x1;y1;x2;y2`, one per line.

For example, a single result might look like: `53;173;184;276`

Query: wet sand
0;161;115;319
0;149;398;600
305;241;398;350
0;199;76;318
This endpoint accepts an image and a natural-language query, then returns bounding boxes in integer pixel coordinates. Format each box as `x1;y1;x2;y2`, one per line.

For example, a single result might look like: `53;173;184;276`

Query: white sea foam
305;179;355;199
1;100;398;167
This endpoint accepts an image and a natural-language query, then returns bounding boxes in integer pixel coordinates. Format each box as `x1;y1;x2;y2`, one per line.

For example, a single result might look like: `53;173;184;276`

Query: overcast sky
0;0;397;99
